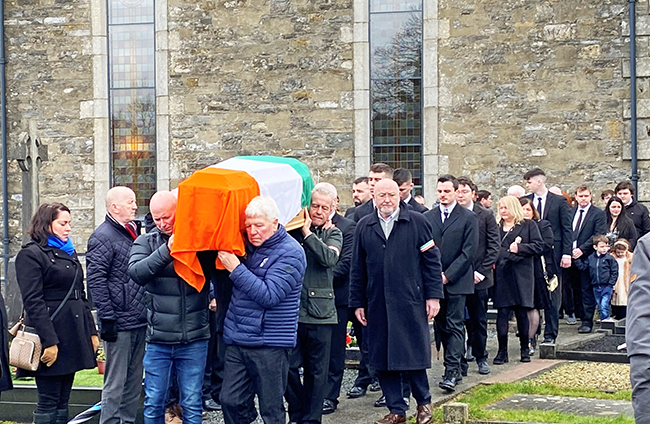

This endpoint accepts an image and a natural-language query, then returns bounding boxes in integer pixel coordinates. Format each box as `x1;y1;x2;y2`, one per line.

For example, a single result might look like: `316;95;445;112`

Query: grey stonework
0;0;646;255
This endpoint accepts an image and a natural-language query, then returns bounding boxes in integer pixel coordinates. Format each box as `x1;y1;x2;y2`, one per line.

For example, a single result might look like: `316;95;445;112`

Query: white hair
312;183;337;202
507;185;526;197
245;196;280;222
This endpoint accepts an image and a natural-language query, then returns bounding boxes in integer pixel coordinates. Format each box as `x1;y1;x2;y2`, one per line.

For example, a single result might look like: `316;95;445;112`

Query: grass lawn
430;362;633;424
12;368;104;387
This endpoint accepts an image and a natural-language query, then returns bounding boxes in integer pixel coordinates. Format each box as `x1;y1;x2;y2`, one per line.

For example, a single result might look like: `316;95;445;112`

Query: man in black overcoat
564;186;607;333
456;177;498;376
393;168;428;213
352;163;394;223
344;177;372;219
523;168;572;344
350;179;443;424
423;175;478;392
616;180;650;238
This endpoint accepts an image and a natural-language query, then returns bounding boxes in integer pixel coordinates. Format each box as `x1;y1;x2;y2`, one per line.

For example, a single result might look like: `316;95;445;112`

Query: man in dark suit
456;177;498;376
523;168;573;344
564;185;607;333
423;175;478;392
353;163;394;223
615;180;650;238
345;177;372;219
350;179;443;424
394;169;428;213
322;184;357;415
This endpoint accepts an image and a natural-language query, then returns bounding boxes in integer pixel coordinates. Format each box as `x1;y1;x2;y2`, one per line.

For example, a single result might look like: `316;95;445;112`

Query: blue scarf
47;235;75;256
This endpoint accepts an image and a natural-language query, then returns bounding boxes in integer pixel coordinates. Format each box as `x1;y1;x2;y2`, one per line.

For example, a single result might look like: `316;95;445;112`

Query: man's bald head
149;191;177;235
373;179;400;218
105;186;137;224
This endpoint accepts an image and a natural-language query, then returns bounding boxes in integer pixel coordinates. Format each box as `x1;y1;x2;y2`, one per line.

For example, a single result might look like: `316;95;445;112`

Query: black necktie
443;209;449;222
573;209;584;241
537;197;543;219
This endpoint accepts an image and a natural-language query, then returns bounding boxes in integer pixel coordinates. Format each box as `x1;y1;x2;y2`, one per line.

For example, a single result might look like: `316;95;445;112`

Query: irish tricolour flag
171;156;314;291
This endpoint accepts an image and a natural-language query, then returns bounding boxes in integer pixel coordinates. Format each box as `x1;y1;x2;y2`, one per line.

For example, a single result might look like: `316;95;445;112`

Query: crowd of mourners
1;164;649;424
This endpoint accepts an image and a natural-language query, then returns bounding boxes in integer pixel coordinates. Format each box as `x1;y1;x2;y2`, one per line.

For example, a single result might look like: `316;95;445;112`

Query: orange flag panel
171;168;260;291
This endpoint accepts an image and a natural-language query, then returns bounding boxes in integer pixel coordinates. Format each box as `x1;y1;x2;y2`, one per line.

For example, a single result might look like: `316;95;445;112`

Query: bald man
87;186;147;424
350;179;443;424
129;191;210;424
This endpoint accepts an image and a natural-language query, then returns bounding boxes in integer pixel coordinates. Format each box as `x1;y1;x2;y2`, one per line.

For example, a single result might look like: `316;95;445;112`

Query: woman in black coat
493;196;544;365
15;203;98;424
520;197;554;355
606;196;638;251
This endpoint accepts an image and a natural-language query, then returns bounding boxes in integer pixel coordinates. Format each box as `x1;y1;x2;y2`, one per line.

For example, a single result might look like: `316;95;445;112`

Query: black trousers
35;373;75;413
286;323;332;424
203;311;227;403
564;264;590;319
376;370;430;416
544;270;562;340
324;305;348;403
581;272;598;328
437;293;466;374
349;308;375;389
221;345;289;424
465;289;489;361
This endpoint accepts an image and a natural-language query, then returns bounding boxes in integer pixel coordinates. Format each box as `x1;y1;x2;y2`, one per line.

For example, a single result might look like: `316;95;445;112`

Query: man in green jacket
286;184;343;424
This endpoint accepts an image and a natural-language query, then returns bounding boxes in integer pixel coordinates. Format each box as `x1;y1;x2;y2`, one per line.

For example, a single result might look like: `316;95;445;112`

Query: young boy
575;235;619;322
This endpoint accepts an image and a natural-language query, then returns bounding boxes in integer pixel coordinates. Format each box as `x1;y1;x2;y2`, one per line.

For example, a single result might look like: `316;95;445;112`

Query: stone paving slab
486;394;633;417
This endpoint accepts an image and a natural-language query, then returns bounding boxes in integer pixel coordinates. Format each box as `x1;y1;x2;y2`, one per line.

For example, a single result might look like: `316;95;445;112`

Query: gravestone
14;131;48;244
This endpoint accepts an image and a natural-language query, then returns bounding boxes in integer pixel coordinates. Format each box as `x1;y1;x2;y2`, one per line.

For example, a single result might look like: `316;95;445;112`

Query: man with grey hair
87;186;147;424
316;184;357;415
507;185;526;198
287;185;343;424
218;196;307;424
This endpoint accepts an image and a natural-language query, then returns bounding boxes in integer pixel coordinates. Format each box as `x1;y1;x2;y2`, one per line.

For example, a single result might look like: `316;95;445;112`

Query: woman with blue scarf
15;203;98;424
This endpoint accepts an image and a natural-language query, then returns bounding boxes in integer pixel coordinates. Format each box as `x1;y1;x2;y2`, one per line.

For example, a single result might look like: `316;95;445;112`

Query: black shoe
203;399;221;411
466;346;475;362
493;350;508;365
374;395;386;407
520;347;531;363
477;360;490;375
542;336;556;344
460;363;468;377
346;386;367;398
322;399;337;414
578;325;592;334
439;373;458;392
369;381;382;392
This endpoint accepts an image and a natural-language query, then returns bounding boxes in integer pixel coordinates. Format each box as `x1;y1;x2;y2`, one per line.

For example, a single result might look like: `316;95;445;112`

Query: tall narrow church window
369;0;423;190
107;0;156;215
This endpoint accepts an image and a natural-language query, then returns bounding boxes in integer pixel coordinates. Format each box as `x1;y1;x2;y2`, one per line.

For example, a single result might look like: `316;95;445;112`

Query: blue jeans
143;341;209;424
593;285;613;321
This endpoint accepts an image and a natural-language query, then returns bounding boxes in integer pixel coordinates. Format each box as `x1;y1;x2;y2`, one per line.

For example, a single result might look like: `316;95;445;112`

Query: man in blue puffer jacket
218;196;306;424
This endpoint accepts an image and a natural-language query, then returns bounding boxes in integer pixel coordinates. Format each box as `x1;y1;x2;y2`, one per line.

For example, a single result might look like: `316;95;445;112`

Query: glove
100;319;118;342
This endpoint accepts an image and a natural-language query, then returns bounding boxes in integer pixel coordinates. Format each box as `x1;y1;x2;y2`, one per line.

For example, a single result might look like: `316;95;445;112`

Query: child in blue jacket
575;235;619;322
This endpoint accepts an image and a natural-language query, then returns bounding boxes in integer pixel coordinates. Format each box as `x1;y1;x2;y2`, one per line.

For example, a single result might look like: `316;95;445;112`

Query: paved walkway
205;320;620;424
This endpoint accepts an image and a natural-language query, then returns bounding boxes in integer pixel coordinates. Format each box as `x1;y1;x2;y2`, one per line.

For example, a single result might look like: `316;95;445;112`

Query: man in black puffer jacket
87;186;146;424
129;190;210;424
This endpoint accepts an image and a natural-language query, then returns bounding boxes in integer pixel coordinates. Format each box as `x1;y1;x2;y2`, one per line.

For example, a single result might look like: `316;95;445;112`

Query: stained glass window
108;0;156;216
370;0;423;189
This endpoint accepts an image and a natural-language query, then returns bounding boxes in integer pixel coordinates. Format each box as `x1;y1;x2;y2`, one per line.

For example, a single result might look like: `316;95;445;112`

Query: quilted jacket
223;225;306;348
87;216;146;331
128;229;210;344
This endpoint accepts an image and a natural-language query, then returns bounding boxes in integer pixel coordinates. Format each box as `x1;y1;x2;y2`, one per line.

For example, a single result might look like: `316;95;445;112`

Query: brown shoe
416;403;432;424
374;413;406;424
